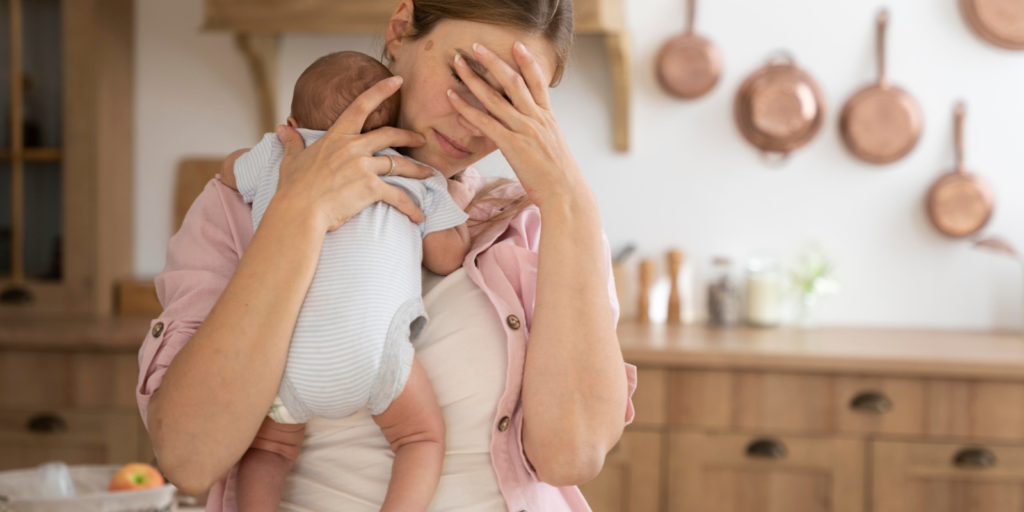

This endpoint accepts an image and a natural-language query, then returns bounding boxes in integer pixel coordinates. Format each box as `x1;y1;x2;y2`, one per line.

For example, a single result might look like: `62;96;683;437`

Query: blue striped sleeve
420;170;469;237
234;133;279;204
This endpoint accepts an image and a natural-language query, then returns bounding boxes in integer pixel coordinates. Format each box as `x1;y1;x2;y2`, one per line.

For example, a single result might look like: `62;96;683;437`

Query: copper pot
961;0;1024;50
734;54;826;160
840;9;922;165
656;0;722;99
926;102;995;238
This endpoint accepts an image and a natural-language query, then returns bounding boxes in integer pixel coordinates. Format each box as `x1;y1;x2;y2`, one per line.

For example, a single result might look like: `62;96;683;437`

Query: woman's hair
390;0;574;86
387;0;575;237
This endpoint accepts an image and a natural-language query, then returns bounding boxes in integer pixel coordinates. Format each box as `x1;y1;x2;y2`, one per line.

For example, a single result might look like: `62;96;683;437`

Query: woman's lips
433;129;471;160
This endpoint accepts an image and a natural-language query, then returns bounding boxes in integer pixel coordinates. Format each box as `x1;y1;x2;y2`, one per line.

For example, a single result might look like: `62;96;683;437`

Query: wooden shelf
204;0;630;151
0;148;62;162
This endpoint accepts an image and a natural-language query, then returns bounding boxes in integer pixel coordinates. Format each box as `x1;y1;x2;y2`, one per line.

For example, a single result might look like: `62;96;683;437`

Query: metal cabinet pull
746;438;787;459
850;391;893;414
26;413;67;434
953;447;996;469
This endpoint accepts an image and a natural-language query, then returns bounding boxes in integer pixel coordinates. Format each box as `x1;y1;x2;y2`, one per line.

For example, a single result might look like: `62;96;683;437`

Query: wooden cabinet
671;432;863;512
580;326;1024;512
873;440;1024;512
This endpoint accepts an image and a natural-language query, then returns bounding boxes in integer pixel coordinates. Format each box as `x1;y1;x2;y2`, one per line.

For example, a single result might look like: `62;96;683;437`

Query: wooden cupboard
580;325;1024;512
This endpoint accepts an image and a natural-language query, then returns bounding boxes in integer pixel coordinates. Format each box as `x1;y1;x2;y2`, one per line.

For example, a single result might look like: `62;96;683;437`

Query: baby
225;51;472;511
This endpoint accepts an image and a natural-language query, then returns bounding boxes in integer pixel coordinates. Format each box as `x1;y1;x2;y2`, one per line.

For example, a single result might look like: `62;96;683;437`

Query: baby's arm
372;358;445;512
218;148;249;190
422;178;473;275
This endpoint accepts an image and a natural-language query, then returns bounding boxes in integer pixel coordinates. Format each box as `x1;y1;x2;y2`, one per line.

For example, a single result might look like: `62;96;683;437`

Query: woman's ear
385;0;414;61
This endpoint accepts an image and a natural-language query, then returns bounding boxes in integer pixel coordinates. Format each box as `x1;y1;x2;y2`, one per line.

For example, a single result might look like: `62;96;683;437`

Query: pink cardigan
136;169;637;512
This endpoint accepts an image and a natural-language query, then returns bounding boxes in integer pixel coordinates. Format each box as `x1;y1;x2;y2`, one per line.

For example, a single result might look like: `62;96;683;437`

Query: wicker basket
0;464;177;512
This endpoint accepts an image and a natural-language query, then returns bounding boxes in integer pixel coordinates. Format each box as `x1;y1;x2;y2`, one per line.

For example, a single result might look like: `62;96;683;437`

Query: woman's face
386;14;558;178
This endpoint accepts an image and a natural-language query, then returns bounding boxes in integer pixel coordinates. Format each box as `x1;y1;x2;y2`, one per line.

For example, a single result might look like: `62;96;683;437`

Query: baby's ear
286;117;300;129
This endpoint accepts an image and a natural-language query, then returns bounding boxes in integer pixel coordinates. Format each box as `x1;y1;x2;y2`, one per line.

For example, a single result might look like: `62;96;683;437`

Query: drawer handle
26;413;67;434
850;391;893;414
954;447;996;469
746;438;787;459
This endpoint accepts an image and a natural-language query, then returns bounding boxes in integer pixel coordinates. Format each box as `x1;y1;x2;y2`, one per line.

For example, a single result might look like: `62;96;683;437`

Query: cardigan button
498;416;510;432
151;322;165;338
506;315;521;330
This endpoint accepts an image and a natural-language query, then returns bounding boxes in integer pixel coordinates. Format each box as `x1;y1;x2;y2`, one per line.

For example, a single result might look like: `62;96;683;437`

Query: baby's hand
447;178;474;212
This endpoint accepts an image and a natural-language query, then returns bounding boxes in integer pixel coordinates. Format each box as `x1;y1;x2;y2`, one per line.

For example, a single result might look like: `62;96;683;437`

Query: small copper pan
840;9;922;165
926;103;995;238
961;0;1024;50
734;53;826;161
656;0;721;99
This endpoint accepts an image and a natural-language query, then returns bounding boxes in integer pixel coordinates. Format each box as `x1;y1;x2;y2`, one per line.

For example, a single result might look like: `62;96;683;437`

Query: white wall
135;0;1024;330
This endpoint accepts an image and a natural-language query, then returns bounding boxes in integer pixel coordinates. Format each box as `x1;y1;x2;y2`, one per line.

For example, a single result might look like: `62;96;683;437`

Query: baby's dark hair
290;51;400;132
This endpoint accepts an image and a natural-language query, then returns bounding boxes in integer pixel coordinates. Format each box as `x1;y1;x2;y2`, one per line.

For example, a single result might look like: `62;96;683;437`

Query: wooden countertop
0;317;151;352
618;323;1024;380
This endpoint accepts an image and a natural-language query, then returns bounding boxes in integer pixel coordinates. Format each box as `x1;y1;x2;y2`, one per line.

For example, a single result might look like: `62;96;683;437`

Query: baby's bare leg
237;417;306;512
373;358;446;512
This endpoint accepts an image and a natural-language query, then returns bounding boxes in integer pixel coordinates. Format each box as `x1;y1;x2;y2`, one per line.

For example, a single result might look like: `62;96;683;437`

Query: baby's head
289;51;400;133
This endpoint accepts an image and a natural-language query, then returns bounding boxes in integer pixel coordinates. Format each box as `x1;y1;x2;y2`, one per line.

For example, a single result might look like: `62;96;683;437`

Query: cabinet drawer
669;370;838;433
579;431;662;512
0;351;138;409
0;409;145;471
670;431;863;512
873;440;1024;512
838;377;1024;440
630;368;667;428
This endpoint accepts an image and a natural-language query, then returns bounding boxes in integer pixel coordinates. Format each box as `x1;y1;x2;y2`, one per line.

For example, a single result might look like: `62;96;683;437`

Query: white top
279;267;509;512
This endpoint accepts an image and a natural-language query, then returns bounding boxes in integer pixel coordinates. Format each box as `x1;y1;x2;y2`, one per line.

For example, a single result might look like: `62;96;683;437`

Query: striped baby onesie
234;129;468;422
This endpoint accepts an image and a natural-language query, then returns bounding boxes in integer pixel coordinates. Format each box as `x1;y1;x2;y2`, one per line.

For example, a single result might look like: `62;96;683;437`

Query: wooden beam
235;33;279;134
605;32;631;152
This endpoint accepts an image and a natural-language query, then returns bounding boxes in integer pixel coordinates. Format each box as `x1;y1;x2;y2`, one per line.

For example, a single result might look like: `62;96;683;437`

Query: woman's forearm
522;182;628;486
148;199;324;494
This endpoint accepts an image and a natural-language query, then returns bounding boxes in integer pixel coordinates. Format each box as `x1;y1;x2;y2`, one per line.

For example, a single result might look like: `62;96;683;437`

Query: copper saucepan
734;53;826;162
961;0;1024;50
840;9;922;165
926;102;995;238
656;0;721;99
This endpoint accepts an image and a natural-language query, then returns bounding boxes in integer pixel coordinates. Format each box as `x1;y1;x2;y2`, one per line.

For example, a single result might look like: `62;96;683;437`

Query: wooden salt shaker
667;249;685;324
638;259;656;323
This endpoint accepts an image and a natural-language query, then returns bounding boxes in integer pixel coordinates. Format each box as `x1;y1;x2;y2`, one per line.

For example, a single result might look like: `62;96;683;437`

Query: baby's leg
373;358;446;512
236;417;306;512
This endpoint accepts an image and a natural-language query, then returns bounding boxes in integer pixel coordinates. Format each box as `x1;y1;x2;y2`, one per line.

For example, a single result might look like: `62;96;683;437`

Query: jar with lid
707;256;740;327
745;254;783;327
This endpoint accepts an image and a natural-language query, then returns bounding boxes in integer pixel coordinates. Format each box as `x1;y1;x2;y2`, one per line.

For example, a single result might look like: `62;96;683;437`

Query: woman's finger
276;124;307;177
376;181;425;223
453;53;525;132
369;154;435;179
458;114;485;138
471;43;539;117
513;41;552;110
447;89;511;144
352;126;427;156
328;76;404;136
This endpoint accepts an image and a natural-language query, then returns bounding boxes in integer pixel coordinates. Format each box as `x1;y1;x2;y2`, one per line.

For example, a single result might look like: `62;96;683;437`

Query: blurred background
2;0;1024;510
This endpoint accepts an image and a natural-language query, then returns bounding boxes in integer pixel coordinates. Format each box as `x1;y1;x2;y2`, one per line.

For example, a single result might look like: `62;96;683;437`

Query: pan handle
954;102;966;173
765;50;796;67
685;0;696;34
760;151;790;168
876;9;888;86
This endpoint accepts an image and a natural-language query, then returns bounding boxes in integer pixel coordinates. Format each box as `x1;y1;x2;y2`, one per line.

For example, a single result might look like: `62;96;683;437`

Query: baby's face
387;19;557;178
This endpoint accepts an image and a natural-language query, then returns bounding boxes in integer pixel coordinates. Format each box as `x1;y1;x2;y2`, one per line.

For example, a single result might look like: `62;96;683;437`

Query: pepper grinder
667;249;685;324
638;259;656;323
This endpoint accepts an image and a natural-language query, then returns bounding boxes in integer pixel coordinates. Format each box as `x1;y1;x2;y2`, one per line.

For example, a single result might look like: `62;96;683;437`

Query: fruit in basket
108;463;165;491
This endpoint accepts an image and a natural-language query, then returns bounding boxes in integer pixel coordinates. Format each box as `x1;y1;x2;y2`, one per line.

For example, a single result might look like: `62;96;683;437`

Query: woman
136;0;636;510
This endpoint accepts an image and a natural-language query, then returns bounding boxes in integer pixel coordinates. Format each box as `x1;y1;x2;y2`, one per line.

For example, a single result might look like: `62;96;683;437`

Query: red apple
108;462;165;492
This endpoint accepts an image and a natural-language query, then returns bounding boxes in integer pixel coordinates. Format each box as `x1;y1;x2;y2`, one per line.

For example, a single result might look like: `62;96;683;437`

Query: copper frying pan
656;0;721;99
840;9;922;165
926;103;995;238
961;0;1024;50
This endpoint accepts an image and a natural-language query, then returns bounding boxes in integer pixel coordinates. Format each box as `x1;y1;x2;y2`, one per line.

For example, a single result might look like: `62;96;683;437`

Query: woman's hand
272;76;435;232
446;42;589;210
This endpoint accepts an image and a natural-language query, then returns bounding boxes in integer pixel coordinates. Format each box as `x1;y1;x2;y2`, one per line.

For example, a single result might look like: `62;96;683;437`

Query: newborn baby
226;51;472;512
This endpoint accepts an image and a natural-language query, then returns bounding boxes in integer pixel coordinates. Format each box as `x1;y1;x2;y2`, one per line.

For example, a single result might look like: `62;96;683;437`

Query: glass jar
745;255;783;327
707;257;740;327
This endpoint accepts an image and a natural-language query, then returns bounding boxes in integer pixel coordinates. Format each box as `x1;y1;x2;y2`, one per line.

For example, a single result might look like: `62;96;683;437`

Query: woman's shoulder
165;177;253;271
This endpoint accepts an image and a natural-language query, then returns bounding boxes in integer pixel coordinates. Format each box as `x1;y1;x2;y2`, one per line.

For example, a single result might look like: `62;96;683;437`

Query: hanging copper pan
656;0;721;99
840;9;922;165
926;103;995;238
734;53;826;161
961;0;1024;50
